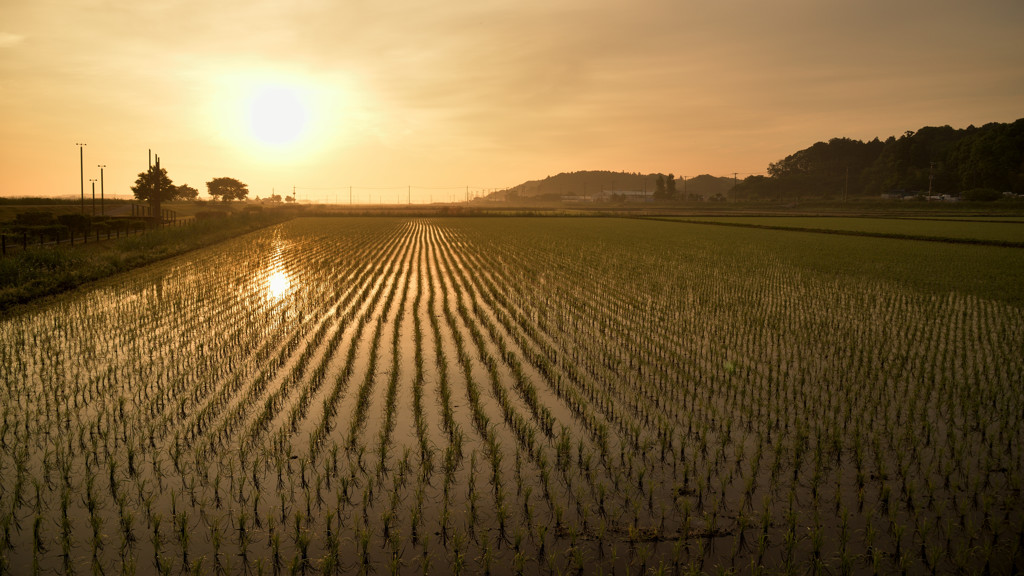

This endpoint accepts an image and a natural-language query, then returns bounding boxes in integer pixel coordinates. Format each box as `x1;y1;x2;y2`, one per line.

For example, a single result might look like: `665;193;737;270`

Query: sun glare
205;66;370;163
266;269;291;300
248;85;309;147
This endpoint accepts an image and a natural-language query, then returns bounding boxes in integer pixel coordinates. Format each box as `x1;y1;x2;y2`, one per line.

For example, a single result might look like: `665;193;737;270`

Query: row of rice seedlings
344;229;414;454
211;226;405;460
445;216;1024;572
429;223;607;567
4;216;1022;572
14;222;391;571
374;227;415;481
440;226;643;516
409;230;435;482
421;223;466;557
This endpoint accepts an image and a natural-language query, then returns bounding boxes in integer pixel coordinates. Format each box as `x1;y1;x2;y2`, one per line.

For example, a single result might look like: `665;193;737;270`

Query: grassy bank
0;212;290;312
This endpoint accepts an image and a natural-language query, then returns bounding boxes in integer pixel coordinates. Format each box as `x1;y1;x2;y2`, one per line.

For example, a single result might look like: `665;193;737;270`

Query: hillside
733;118;1024;200
499;171;737;200
492;119;1024;204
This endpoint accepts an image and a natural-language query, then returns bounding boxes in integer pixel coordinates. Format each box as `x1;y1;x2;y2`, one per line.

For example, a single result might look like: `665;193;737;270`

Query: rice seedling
0;217;1020;574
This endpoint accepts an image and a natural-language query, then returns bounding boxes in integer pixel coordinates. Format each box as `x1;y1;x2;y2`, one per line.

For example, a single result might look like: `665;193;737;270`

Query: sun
247;84;309;147
205;66;368;161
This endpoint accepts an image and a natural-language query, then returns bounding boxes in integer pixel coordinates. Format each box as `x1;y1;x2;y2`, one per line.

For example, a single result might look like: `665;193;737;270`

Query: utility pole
349;186;352;205
97;165;106;216
77;143;87;214
928;162;935;195
89;179;97;216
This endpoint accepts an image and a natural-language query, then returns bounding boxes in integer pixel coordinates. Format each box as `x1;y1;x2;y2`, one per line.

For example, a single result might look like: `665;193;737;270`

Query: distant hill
494;119;1024;204
498;171;736;200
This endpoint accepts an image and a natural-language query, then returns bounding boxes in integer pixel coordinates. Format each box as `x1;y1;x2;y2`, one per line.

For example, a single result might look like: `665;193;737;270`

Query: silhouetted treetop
207;177;249;202
131;161;176;205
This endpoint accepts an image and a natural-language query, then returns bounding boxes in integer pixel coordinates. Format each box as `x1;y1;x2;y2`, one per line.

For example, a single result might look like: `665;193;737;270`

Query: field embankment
640;214;1024;247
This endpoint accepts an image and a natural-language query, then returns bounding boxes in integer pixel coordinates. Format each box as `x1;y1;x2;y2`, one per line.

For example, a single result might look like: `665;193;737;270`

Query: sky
1;0;1022;203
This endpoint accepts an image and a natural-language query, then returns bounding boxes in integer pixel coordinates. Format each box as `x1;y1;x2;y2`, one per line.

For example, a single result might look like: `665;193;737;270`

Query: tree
207;177;249;202
665;173;677;198
175;184;199;201
654;174;666;199
131;159;176;223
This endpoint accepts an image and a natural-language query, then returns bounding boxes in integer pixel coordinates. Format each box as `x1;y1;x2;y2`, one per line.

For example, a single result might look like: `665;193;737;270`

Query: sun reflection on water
266;269;291;300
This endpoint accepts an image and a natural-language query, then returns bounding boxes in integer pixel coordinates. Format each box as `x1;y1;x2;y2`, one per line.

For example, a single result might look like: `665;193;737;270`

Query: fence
0;217;192;257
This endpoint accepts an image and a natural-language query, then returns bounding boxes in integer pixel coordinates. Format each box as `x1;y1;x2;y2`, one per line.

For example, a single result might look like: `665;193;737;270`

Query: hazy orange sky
2;0;1022;203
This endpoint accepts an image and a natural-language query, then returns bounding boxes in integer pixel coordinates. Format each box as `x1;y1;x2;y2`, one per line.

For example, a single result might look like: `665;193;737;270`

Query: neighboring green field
641;218;1024;306
2;217;1021;575
657;215;1024;245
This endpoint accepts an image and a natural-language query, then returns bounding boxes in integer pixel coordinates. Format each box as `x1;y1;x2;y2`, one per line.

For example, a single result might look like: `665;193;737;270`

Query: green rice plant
236;510;252;569
210;516;224;575
451;529;466;576
149;512;163;572
32;513;45;575
418;536;433;575
271;527;283;574
296;528;312;575
535;523;547;562
357;522;372;570
319;519;341;576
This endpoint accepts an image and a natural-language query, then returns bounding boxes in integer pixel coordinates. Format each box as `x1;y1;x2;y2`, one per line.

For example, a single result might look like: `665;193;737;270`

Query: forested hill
497;119;1022;203
733;118;1024;200
504;171;736;199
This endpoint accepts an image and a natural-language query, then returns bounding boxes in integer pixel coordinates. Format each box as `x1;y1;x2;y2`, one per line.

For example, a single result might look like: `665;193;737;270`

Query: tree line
732;118;1024;200
131;159;249;220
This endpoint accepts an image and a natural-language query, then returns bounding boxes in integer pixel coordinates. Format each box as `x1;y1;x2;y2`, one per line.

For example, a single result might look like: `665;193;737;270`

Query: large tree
131;160;176;224
207;177;249;202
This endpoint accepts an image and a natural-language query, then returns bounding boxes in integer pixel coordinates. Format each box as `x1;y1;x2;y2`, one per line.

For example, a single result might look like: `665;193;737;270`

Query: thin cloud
0;32;25;48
